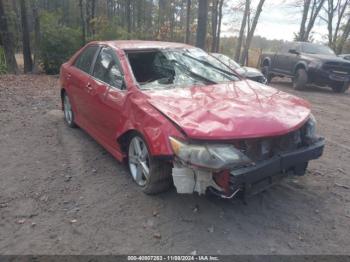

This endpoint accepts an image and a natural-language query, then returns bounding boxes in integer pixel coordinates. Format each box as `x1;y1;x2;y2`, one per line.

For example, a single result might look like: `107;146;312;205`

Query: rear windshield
126;48;239;90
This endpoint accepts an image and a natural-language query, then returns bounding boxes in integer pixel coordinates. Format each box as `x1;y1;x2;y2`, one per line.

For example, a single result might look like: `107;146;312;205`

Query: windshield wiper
183;53;238;79
170;60;217;85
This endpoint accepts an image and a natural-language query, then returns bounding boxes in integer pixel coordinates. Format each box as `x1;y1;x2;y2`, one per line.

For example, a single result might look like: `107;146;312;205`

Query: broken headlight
304;113;318;144
169;137;251;170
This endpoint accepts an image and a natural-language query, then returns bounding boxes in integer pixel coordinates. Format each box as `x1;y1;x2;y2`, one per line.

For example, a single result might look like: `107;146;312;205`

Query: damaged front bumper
171;138;325;198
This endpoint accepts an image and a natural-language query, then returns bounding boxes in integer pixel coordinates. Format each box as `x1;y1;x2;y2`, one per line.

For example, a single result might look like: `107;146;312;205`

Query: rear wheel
63;92;77;128
331;81;349;93
127;135;172;194
292;68;308;90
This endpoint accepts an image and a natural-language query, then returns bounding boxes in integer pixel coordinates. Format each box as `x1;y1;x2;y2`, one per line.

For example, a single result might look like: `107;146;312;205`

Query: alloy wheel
128;136;150;186
63;94;73;125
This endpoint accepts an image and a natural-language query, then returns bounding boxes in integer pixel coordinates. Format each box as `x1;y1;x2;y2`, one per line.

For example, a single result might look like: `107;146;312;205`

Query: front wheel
127;135;172;194
292;68;308;90
331;82;349;93
262;65;273;83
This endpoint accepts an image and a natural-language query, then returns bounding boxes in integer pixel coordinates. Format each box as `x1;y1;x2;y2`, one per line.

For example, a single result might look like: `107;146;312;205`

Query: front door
88;46;127;145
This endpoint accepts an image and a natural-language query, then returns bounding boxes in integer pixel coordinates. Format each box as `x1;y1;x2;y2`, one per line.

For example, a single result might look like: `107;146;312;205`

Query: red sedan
59;40;324;198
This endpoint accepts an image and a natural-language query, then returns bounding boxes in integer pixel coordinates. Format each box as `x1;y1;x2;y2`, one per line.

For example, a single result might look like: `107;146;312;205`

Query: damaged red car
59;40;325;198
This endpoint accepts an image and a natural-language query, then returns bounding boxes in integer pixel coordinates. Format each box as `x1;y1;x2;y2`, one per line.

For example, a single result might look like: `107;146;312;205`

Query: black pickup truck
260;41;350;93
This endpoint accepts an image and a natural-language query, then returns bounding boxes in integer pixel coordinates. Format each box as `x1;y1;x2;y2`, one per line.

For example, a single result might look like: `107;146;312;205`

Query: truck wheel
332;82;349;93
293;68;308;90
262;65;272;83
127;135;172;194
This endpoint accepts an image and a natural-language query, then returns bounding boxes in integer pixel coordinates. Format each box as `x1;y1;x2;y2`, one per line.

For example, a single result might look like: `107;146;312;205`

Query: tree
126;0;131;36
211;0;219;52
336;15;350;53
0;0;18;74
78;0;86;45
196;0;208;49
297;0;326;41
20;0;33;73
31;0;41;73
234;0;250;61
320;0;350;49
185;0;191;44
240;0;266;65
215;0;224;52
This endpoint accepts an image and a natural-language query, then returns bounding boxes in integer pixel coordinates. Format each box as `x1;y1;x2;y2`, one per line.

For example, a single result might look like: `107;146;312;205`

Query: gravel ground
0;75;350;255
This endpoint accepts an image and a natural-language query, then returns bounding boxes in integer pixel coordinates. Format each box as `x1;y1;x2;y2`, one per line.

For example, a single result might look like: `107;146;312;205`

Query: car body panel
60;40;312;160
146;81;311;140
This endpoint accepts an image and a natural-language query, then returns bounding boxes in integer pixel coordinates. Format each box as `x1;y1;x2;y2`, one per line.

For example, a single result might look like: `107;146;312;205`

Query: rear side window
74;46;99;73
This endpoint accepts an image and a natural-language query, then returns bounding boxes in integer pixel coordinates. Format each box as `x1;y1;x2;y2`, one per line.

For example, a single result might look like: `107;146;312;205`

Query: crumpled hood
145;81;311;140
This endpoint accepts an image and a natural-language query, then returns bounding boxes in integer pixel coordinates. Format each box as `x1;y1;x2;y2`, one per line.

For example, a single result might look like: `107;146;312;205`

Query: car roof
91;40;193;50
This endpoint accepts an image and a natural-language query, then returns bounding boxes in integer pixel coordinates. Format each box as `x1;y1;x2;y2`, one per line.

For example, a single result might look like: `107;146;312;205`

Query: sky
221;0;328;42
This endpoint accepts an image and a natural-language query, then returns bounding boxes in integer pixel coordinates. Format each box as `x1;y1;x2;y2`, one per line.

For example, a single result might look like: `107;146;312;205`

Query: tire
331;82;349;93
262;65;273;83
127;135;172;194
63;92;77;128
292;68;308;90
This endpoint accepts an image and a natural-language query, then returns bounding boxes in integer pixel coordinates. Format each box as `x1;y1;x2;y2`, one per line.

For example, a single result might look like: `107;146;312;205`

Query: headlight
169;137;251;170
305;113;317;143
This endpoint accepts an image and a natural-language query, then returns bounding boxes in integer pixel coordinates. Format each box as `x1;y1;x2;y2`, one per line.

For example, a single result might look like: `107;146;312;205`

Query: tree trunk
298;0;311;41
91;0;96;35
333;0;349;49
20;0;33;73
126;0;131;37
215;0;224;52
78;0;86;46
185;0;191;44
211;0;218;52
196;0;208;49
31;0;40;74
234;0;250;62
336;17;350;54
303;0;326;41
240;0;265;66
0;0;18;74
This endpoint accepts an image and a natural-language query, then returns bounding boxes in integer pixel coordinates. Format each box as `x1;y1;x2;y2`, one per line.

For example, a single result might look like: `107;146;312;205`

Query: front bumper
227;138;325;196
308;68;350;85
172;138;325;197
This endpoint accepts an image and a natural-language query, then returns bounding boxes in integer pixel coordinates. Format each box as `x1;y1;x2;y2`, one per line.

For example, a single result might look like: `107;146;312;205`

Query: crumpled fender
115;89;185;157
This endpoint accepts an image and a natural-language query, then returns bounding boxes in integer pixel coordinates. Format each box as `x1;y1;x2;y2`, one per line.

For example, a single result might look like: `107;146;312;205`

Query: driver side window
92;47;124;89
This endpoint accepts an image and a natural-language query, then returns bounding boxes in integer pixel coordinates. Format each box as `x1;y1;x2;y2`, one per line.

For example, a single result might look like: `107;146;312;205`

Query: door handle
86;83;93;90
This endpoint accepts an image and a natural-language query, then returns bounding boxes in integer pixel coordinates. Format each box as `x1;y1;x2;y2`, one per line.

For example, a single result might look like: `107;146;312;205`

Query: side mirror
289;49;299;55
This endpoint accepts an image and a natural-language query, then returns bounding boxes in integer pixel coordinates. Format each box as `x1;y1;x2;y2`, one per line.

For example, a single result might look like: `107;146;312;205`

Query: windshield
127;48;239;90
212;53;241;69
302;43;335;55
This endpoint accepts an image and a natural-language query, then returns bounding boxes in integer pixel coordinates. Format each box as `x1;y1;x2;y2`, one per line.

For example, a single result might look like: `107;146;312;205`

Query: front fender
115;93;186;157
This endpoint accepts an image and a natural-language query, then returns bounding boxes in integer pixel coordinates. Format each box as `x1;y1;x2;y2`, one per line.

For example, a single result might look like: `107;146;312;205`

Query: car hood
145;81;311;140
302;53;350;63
236;66;264;78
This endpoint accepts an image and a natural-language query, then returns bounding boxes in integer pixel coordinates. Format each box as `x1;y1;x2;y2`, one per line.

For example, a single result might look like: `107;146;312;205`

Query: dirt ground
1;74;350;255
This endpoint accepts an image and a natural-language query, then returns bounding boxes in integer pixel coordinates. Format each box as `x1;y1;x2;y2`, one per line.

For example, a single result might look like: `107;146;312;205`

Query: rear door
88;46;127;144
69;45;99;124
281;42;301;74
272;42;292;74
